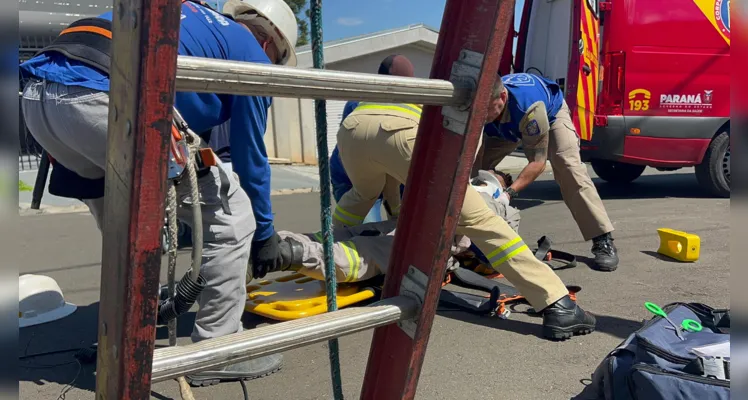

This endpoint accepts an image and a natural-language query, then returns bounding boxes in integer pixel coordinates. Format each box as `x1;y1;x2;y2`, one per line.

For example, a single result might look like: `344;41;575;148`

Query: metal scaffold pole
360;1;516;399
94;0;182;398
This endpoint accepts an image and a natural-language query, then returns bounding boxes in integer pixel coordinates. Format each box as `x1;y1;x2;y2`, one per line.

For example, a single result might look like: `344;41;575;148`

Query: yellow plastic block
657;228;700;262
245;273;377;321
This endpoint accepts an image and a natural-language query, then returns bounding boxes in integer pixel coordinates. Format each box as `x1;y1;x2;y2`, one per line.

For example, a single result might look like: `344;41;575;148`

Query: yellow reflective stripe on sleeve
491;243;530;267
354;102;423;119
333;205;365;226
485;237;530;267
313;232;323;242
340;241;360;282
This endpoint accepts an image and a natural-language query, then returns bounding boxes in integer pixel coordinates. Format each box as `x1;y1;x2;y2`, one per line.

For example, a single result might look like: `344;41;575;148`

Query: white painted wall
328;46;435;78
264;43;436;164
263;97;318;164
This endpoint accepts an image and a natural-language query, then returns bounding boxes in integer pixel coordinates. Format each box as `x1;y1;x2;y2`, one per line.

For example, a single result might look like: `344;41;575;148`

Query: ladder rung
151;295;418;382
176;55;471;107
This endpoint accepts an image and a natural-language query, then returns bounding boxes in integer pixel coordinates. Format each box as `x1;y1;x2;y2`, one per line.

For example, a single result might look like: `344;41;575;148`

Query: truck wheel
591;160;646;184
695;131;730;198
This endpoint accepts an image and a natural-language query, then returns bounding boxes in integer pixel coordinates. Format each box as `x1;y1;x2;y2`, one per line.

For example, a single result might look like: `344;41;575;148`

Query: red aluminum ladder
94;0;515;399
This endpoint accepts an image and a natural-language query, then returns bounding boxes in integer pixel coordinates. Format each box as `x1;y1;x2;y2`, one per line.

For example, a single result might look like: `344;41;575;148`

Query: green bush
19;180;33;192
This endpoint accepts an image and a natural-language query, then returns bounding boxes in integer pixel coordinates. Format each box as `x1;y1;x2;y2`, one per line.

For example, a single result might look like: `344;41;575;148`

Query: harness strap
173;108;233;216
534;235;577;270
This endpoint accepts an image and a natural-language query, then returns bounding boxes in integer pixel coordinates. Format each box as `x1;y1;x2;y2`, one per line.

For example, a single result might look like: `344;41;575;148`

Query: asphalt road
15;166;729;400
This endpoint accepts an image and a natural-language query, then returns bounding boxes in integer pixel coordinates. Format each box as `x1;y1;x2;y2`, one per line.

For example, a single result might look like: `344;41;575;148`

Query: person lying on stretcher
269;170;519;282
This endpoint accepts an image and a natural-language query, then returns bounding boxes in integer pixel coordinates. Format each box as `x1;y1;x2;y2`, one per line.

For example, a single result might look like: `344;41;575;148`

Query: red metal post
94;0;181;398
360;1;516;399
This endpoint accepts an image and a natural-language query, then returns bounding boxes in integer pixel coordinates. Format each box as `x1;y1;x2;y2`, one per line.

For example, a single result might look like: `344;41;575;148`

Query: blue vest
484;73;564;142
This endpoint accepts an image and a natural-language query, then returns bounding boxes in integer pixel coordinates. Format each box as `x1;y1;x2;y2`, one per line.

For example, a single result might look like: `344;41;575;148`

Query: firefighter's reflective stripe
486;237;530;267
333;205;365;226
312;231;324;242
340;241;361;282
354;102;423;118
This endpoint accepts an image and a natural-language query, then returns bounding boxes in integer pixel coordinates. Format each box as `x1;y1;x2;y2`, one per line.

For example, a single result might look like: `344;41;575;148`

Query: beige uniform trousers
286;190;519;283
477;102;614;241
334;108;568;310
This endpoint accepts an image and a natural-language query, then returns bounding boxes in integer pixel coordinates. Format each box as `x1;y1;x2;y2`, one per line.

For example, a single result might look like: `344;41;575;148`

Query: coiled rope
165;112;205;400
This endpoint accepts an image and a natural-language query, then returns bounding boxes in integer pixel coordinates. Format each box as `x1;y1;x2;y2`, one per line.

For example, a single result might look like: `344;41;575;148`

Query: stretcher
245;236;580;321
245;273;378;321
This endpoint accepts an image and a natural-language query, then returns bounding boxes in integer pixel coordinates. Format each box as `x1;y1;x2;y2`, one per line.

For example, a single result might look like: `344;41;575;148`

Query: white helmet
19;274;77;328
223;0;299;67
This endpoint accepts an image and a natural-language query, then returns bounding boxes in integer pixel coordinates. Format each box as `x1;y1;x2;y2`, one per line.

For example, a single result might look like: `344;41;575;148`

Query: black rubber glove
250;232;282;279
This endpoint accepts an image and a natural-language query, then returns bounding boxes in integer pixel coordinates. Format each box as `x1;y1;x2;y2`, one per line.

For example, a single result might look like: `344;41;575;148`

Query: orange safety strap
59;25;112;39
198;148;218;167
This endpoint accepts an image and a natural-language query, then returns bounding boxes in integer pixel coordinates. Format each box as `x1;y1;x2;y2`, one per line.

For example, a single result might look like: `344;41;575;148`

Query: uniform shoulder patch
526;119;540;136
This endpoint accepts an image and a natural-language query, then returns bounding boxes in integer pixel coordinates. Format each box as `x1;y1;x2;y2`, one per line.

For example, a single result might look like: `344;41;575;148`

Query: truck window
586;0;599;17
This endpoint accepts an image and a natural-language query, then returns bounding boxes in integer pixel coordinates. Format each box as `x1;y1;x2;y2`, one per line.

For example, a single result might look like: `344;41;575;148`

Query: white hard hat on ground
223;0;299;67
19;274;77;328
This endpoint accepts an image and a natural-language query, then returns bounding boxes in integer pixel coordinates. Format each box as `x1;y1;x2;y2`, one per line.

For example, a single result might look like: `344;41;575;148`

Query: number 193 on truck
513;0;730;197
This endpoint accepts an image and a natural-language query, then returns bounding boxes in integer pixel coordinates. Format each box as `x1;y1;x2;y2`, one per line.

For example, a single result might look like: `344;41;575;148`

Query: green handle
645;302;667;318
682;319;703;332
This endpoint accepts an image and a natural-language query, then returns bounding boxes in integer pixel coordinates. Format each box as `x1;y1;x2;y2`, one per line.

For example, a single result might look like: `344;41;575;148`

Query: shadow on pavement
640;250;682;263
437;306;642;341
437;308;547;339
19;302;99;396
19;301;201;398
518;172;713;206
571;380;602;400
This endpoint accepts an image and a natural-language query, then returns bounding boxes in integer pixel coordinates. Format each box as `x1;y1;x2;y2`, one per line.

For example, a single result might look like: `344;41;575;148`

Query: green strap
309;1;344;399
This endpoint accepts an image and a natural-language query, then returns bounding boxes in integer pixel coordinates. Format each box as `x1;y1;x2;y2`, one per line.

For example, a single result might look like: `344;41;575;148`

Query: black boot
591;232;619;271
186;353;283;387
278;236;305;271
541;295;596;340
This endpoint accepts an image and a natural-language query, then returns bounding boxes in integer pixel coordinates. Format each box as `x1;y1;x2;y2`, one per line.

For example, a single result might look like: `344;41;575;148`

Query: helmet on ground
223;0;299;67
19;274;77;328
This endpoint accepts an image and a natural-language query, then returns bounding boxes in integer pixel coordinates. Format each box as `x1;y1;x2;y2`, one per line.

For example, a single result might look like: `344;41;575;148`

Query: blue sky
318;0;524;41
212;0;524;44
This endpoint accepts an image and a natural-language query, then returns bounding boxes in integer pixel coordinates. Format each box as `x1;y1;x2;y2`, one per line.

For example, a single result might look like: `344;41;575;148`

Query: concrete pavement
15;166;729;400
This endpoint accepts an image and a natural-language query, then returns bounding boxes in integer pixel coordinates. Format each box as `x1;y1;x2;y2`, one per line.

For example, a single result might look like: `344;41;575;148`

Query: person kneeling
264;171;595;340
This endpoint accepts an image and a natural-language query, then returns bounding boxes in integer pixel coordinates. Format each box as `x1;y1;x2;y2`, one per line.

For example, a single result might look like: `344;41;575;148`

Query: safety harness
34;5;233;212
34;5;236;325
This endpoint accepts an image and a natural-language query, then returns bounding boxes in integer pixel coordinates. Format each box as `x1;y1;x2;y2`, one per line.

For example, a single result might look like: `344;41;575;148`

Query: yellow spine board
245;273;376;321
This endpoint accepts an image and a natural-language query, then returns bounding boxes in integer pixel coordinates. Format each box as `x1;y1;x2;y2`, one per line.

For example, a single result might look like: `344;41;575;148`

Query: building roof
295;24;439;68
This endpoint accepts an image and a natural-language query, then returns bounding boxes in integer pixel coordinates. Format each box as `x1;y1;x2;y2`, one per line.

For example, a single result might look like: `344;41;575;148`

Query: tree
283;0;309;46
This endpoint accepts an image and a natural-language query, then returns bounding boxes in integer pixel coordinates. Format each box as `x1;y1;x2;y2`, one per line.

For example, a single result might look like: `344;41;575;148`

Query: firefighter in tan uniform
477;73;619;272
329;70;597;341
275;170;519;283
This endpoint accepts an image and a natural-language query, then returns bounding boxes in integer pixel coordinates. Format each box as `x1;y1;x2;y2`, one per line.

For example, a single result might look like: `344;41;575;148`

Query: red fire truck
511;0;730;197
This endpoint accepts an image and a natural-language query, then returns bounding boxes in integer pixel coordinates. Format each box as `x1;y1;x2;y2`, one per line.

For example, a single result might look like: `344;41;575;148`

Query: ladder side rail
95;0;182;398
